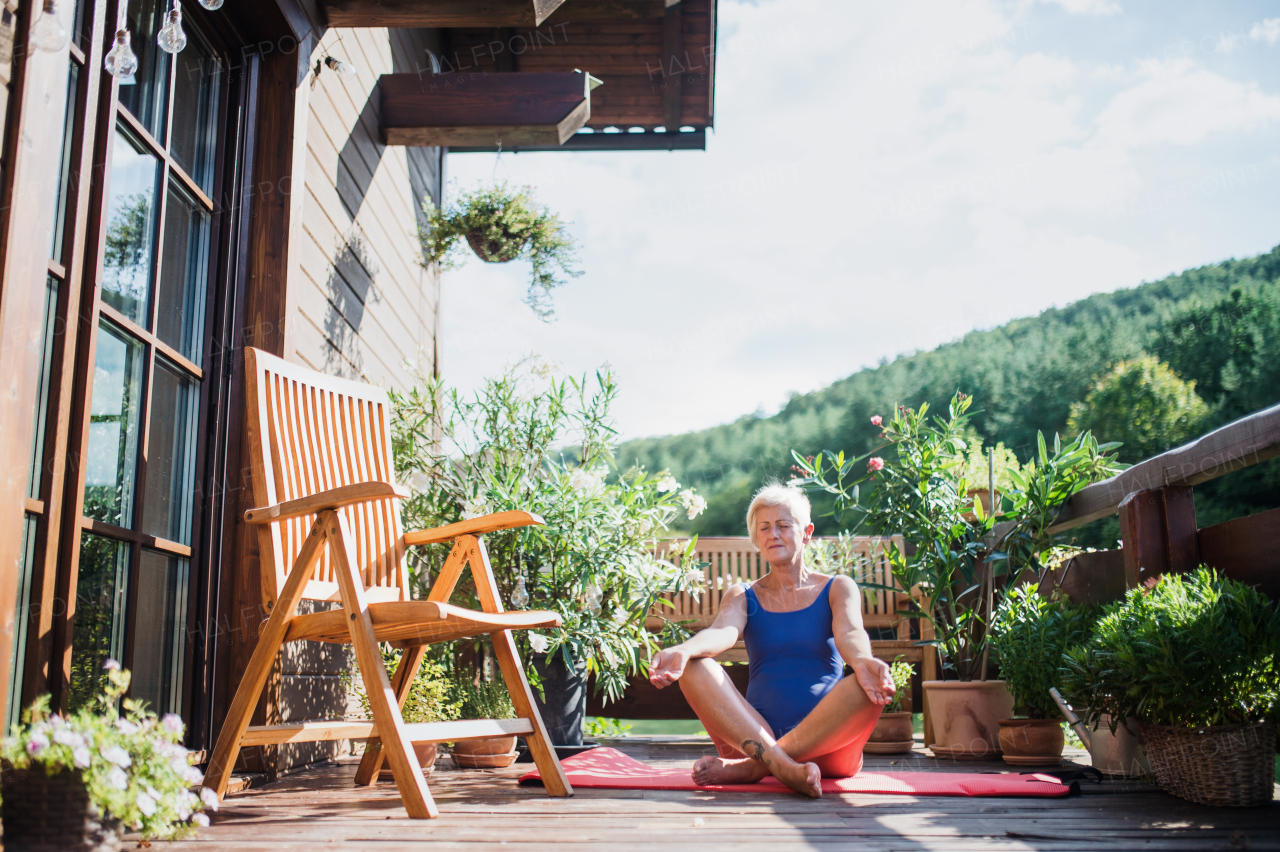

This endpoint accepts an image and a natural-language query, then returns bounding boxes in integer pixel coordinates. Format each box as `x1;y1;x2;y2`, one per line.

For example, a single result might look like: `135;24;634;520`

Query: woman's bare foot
768;755;822;799
691;755;768;786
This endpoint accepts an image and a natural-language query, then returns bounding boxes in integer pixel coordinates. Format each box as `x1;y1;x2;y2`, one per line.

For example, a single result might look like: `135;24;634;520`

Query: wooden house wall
292;26;442;393
276;26;442;773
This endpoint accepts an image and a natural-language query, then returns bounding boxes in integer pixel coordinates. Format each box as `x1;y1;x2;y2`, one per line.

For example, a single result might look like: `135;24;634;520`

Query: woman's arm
830;575;895;705
648;584;750;689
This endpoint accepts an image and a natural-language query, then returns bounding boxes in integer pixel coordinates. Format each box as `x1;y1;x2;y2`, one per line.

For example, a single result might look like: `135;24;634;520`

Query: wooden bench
642;536;936;707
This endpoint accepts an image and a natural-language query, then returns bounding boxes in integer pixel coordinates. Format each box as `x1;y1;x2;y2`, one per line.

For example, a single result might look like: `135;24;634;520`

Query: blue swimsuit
743;578;844;738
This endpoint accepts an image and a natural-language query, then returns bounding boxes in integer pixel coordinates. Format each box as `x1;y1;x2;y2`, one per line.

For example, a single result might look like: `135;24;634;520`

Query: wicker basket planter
465;230;524;263
1141;720;1275;807
1;764;121;851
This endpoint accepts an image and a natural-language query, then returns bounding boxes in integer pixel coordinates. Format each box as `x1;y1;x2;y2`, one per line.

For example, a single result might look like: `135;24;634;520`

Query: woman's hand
648;646;690;689
852;656;896;706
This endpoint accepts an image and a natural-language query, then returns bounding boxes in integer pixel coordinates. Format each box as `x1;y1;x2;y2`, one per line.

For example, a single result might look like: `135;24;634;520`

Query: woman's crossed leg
678;657;884;798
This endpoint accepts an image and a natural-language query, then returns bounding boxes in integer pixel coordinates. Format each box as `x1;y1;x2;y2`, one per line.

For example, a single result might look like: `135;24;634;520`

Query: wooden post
1118;485;1199;588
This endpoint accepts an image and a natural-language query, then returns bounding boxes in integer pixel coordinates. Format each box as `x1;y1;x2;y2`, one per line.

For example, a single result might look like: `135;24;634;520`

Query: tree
1153;287;1280;423
1066;356;1208;463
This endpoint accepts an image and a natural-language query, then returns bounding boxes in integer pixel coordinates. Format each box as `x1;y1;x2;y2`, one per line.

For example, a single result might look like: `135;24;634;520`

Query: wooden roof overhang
439;0;716;152
380;71;594;147
331;0;715;153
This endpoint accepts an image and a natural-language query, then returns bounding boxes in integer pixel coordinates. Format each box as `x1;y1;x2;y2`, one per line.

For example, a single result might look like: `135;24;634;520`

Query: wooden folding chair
202;347;572;818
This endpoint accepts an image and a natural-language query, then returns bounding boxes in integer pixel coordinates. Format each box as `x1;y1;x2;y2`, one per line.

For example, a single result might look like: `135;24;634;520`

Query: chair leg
353;644;427;787
204;518;329;798
467;537;572;797
328;514;437;819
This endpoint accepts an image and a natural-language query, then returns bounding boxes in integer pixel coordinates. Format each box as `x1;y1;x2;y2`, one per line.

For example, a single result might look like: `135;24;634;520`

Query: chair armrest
244;482;411;525
402;511;545;546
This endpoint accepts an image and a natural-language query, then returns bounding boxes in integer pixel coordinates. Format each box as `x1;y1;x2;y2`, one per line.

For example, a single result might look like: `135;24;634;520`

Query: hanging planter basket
1140;720;1275;807
465;229;526;263
2;764;122;851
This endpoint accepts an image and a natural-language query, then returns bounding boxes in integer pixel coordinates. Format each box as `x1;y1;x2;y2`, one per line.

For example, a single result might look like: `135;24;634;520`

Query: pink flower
870;415;882;426
868;457;885;472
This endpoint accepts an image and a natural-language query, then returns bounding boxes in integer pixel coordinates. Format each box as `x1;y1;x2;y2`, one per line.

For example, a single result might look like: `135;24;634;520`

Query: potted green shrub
419;183;581;318
0;662;213;849
866;659;915;753
448;675;519;769
990;586;1093;765
1062;568;1280;806
345;649;459;776
391;362;706;748
792;394;1123;758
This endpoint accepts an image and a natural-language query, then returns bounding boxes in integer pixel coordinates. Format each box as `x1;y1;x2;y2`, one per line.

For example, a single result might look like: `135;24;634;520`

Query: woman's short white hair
746;482;812;548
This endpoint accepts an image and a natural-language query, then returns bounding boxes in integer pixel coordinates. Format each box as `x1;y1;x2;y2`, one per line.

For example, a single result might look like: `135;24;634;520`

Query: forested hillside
618;245;1280;542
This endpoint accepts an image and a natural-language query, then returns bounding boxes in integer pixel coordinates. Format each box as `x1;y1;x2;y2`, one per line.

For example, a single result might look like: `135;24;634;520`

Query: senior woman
649;483;894;798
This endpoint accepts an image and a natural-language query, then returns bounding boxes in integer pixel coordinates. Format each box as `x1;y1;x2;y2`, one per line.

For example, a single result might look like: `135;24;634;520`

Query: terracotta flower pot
924;680;1014;759
865;711;914;754
378;742;439;780
450;735;519;769
998;718;1065;766
1087;713;1150;778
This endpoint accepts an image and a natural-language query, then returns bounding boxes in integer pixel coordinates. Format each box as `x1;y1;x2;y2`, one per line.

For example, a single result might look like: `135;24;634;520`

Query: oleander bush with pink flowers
0;661;214;839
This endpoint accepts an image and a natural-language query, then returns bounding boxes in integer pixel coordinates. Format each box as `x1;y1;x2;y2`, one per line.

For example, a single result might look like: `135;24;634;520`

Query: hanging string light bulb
510;575;530;609
198;0;225;9
31;0;69;52
324;55;358;80
156;1;186;54
104;28;138;77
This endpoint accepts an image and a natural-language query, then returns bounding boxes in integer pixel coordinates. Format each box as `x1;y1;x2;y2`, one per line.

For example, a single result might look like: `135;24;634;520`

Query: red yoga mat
519;747;1072;798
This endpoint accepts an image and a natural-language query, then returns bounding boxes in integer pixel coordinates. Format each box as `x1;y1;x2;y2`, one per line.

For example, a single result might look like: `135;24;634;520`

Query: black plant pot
532;652;586;746
518;653;600;762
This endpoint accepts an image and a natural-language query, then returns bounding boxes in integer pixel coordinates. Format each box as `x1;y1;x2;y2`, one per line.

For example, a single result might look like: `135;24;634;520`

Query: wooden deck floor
170;738;1279;851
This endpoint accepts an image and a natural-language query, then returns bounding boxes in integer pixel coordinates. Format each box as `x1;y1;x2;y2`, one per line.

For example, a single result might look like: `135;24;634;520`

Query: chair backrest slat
246;348;409;604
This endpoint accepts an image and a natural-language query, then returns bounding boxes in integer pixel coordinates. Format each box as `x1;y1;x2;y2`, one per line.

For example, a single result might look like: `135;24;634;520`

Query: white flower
461;495;490;520
103;658;122;671
27;730;49;756
200;787;221;811
137;791;157;817
161;713;184;735
192;813;210;827
667;540;684;554
527;632;550;654
682;567;705;588
103;744;132;767
53;727;83;747
406;469;432;494
73;746;91;768
679;489;707;520
655;474;679;493
185;766;205;785
568;467;605;497
115;718;140;735
106;766;128;790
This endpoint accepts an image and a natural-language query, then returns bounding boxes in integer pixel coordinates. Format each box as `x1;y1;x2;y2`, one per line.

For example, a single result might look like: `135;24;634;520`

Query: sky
438;0;1280;442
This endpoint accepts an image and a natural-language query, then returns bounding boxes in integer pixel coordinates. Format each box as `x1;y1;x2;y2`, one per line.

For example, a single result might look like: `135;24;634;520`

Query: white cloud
1092;59;1280;148
1036;0;1121;16
1250;18;1280;46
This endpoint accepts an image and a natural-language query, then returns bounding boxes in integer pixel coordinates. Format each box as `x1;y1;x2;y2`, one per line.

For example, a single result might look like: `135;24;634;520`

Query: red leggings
708;703;881;778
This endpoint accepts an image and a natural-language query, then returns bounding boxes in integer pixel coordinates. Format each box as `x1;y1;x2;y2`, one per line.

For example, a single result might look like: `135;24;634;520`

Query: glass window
141;359;199;545
130;551;189;716
116;0;172;141
103;126;161;325
69;534;131;713
171;30;221;195
6;516;39;728
155;180;209;365
28;277;59;499
85;321;144;528
50;62;80;263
